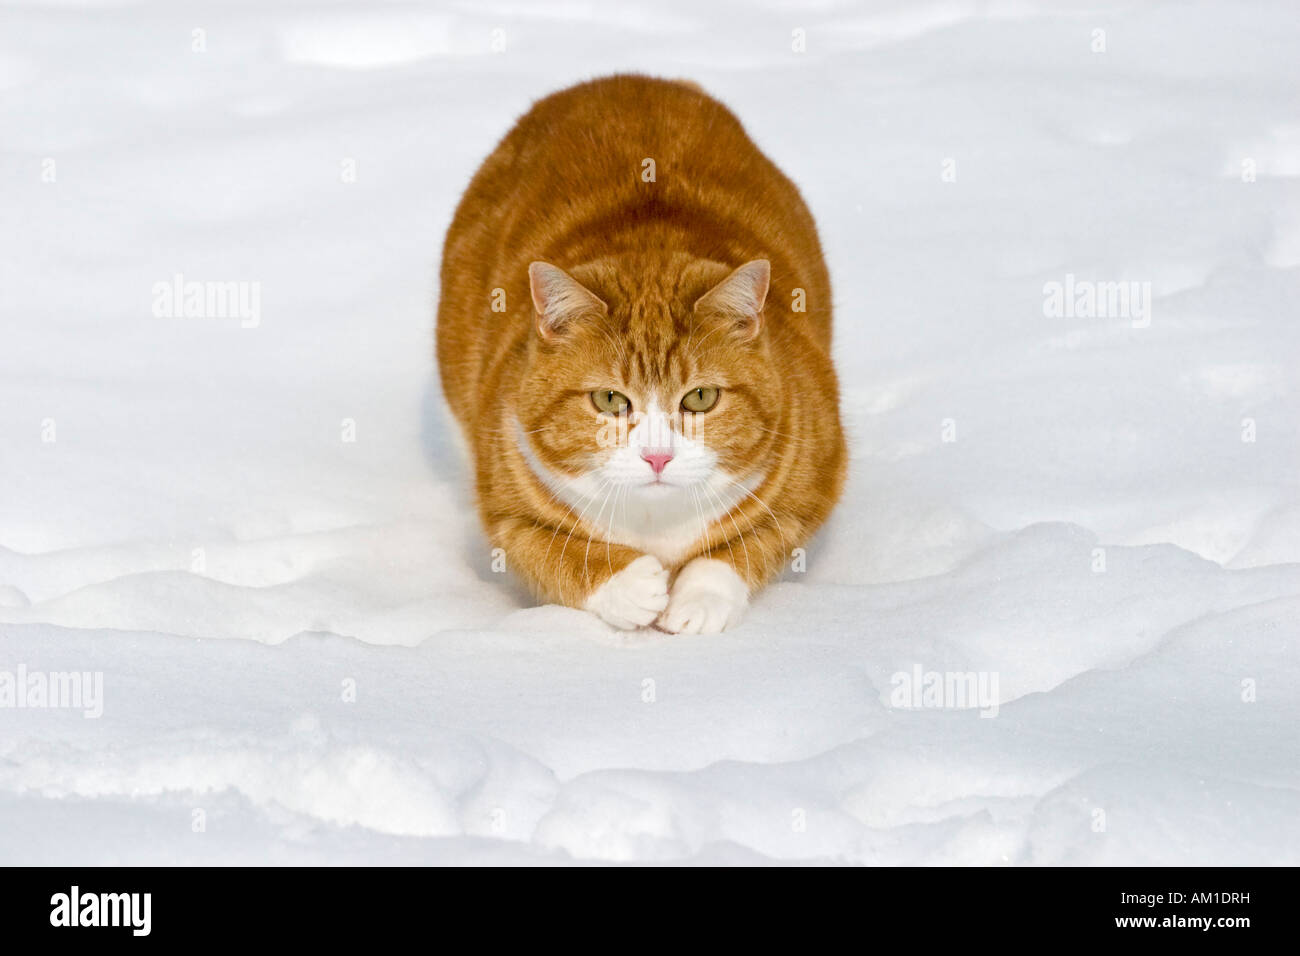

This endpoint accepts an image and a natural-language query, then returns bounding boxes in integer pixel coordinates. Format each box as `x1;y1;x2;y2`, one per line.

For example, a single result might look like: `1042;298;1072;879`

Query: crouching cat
436;75;846;634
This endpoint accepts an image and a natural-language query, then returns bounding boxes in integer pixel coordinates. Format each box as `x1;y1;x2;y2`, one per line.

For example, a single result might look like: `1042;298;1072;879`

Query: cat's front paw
584;554;670;630
658;558;749;635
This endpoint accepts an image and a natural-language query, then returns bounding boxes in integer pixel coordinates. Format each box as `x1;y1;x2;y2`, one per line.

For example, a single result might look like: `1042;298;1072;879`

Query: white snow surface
2;0;1298;864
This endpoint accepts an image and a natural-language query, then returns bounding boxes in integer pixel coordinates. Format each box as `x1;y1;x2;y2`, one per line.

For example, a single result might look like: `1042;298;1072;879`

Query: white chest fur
514;419;760;565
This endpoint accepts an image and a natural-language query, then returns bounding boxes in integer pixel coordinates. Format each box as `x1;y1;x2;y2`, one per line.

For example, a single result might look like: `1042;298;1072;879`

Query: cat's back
451;75;818;248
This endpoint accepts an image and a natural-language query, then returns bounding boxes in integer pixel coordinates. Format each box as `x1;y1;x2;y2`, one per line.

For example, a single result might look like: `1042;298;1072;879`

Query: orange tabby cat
436;75;846;633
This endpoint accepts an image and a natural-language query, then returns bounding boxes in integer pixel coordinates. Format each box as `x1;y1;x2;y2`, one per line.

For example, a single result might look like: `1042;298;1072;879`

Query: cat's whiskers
688;486;712;560
689;481;736;572
699;481;747;580
756;425;814;447
721;475;790;564
583;480;619;590
606;483;625;577
531;482;577;540
702;480;751;582
483;422;558;438
557;483;612;609
546;475;611;602
537;468;593;539
555;476;611;560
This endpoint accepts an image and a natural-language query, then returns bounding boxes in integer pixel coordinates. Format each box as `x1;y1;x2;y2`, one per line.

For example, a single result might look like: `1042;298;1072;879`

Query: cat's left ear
528;261;607;340
693;259;770;341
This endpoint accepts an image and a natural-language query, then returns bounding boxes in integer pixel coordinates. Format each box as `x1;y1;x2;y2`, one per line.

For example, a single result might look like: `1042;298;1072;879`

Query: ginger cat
436;75;846;634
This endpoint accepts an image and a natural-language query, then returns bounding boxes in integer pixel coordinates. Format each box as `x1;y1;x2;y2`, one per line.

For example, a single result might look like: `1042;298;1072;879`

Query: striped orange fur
436;74;846;632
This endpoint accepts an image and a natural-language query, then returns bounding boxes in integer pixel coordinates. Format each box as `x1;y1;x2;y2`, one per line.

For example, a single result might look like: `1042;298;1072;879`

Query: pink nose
640;448;674;475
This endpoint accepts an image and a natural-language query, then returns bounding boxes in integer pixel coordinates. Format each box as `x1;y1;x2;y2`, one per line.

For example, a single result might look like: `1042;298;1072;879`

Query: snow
2;0;1298;864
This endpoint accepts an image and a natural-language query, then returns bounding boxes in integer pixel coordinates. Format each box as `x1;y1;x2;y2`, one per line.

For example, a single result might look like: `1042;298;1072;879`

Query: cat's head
514;257;779;504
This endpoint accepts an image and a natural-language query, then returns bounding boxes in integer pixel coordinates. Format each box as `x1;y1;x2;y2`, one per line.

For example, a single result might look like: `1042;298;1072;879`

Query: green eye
681;386;720;413
591;390;631;415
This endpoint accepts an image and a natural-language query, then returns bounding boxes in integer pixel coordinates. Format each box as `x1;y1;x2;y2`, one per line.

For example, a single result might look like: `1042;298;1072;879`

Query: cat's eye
681;386;720;413
591;389;631;415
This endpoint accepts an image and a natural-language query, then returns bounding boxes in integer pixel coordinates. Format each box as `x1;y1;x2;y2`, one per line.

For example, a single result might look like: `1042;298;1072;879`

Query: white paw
584;554;670;630
657;558;749;635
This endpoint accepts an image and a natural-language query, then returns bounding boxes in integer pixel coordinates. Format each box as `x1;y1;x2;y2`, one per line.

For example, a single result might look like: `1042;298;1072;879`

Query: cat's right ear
528;261;607;340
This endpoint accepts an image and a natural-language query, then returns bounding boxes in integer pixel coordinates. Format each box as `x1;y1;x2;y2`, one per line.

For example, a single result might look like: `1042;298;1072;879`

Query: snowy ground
2;0;1298;864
